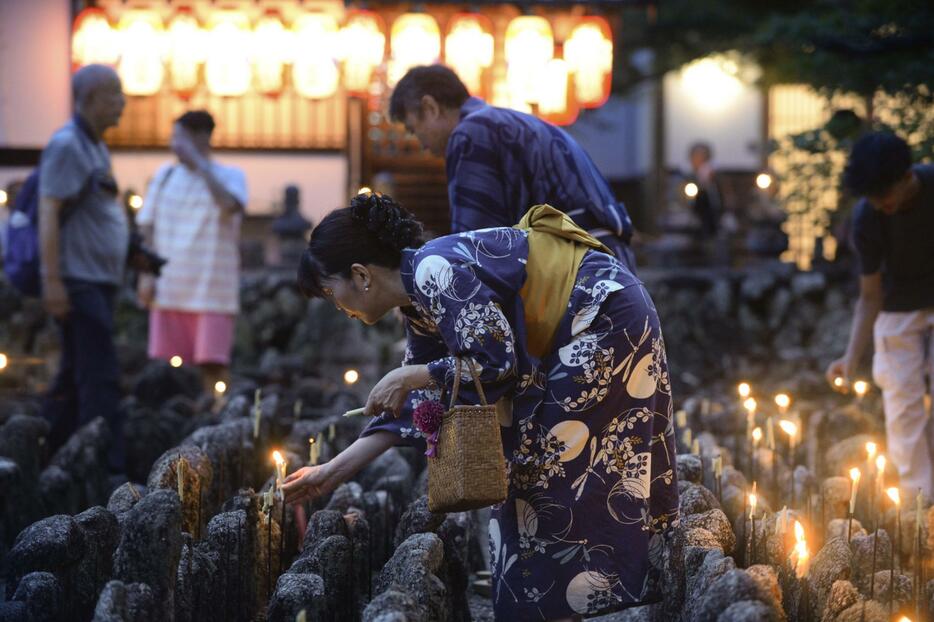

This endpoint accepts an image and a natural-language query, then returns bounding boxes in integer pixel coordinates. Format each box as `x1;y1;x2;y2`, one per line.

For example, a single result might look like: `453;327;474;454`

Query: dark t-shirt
852;164;934;312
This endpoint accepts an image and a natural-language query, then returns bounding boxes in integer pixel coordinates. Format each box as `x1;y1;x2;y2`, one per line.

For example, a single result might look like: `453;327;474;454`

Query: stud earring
364;285;370;292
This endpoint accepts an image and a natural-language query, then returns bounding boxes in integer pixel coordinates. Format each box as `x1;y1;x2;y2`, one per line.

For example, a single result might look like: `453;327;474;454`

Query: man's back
445;98;633;259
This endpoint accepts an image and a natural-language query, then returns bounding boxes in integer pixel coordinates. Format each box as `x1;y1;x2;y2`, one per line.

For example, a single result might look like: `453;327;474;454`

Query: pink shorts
148;308;235;365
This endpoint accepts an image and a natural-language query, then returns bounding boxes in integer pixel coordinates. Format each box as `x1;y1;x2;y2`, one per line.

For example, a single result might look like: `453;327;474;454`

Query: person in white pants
827;131;934;501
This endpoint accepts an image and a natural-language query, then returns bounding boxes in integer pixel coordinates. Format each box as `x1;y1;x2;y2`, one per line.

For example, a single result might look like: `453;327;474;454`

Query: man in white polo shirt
137;110;246;392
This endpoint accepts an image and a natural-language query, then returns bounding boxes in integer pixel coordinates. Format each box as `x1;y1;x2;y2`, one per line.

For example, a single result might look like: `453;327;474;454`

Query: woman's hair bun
349;192;423;251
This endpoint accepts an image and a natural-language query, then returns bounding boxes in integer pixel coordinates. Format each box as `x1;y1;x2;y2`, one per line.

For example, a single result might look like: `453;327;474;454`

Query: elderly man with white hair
38;64;128;472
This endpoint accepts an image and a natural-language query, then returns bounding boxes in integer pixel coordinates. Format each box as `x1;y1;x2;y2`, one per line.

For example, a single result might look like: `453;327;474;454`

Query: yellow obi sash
514;205;613;359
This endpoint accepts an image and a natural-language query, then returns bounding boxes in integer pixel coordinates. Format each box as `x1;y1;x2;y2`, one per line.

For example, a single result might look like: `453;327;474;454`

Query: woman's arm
281;430;397;505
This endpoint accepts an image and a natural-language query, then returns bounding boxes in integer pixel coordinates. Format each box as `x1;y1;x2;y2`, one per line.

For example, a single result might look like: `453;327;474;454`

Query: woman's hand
281;463;340;505
364;365;431;417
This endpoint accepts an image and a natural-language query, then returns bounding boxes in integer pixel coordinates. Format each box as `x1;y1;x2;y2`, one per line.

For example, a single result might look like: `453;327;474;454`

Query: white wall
0;0;71;148
664;65;764;172
113;151;346;223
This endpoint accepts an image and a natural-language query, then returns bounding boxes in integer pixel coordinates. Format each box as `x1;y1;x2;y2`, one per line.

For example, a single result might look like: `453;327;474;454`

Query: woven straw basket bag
427;358;508;513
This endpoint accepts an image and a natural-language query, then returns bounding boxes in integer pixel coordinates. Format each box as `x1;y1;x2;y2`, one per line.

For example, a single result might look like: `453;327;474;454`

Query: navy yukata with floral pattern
362;227;679;620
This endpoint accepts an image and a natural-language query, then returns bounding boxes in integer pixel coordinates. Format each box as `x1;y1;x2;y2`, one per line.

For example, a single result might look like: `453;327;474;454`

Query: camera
127;232;167;276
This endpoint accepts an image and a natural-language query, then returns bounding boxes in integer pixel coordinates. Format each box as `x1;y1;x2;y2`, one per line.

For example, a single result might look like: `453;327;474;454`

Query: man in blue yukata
389;64;636;271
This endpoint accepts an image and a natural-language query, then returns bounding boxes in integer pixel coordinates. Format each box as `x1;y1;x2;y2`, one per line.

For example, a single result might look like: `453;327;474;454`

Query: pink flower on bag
413;400;444;457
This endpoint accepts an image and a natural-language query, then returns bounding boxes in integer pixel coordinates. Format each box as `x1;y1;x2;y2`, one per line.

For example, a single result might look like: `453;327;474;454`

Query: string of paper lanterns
71;7;614;125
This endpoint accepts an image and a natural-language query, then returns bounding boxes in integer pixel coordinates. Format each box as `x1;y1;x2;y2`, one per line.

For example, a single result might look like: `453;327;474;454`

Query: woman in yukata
282;192;679;621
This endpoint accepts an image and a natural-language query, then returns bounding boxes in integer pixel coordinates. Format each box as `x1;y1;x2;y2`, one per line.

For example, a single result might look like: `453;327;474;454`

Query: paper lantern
204;11;252;97
252;10;292;97
388;13;440;86
72;7;120;70
292;13;340;99
538;58;578;126
444;13;494;96
337;9;385;96
504;16;553;106
116;10;165;96
166;8;204;98
564;17;613;108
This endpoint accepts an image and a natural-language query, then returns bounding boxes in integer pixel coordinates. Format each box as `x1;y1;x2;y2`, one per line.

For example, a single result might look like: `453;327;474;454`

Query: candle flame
214;380;227;394
752;427;762;443
779;419;797;437
887;487;900;505
774;393;791;411
876;454;886;474
853;380;868;397
833;376;844;388
0;353;7;371
272;450;284;466
738;382;751;398
794;519;805;542
170;355;183;368
344;369;360;385
749;492;757;511
896;617;912;622
791;520;810;578
865;441;877;460
849;467;861;482
743;397;757;414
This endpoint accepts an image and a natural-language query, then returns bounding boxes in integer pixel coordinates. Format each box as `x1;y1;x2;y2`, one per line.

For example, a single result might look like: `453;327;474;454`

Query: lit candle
833;376;845;389
853;380;868;402
791;520;810;578
743;397;757;428
751;427;762;483
790;519;811;621
273;450;285;492
749;484;758;565
848;467;861;542
875;454;887;526
253;389;262;440
213;380;226;401
308;436;317;466
0;353;7;371
170;355;183;368
849;467;861;513
774;393;791;416
887;487;901;618
738;382;751;399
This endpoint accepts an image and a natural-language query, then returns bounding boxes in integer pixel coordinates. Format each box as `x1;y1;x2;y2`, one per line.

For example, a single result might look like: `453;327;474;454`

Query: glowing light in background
128;194;143;210
445;14;494;96
344;369;360;385
564;17;613;108
170;355;183;368
0;190;8;206
116;10;165;96
538;58;577;126
72;7;120;70
337;10;385;97
0;353;8;371
166;8;204;98
252;10;292;96
204;11;252;97
680;54;744;111
756;173;773;189
389;13;441;86
504;16;553;106
684;182;699;198
292;13;340;99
